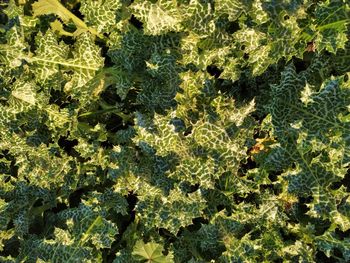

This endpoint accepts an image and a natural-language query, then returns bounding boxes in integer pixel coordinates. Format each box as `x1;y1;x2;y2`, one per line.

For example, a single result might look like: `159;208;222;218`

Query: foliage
0;0;349;262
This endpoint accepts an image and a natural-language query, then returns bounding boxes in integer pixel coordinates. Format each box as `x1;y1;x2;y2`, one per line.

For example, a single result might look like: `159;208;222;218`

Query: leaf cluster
0;0;349;262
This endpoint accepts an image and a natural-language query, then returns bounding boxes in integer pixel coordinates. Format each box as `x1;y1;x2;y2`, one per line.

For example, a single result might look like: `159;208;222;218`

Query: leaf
32;0;76;24
265;64;350;222
181;0;215;36
136;188;206;235
29;30;104;102
135;93;255;189
313;0;350;53
130;0;182;35
316;230;350;261
57;204;118;249
32;0;100;36
0;27;27;68
132;240;174;263
214;0;249;22
79;0;122;34
50;19;74;36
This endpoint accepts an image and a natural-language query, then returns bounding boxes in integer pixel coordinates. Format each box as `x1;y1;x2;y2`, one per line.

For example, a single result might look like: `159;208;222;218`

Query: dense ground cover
0;0;349;262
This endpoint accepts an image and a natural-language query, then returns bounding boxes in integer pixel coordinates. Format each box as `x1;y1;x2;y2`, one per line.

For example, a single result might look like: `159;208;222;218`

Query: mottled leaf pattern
0;0;349;262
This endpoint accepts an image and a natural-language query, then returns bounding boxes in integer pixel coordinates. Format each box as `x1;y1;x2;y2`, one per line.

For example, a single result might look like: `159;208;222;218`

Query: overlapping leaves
0;0;349;262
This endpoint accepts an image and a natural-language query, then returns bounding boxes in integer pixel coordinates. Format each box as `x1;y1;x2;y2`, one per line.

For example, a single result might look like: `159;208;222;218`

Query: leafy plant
0;0;349;262
132;240;173;263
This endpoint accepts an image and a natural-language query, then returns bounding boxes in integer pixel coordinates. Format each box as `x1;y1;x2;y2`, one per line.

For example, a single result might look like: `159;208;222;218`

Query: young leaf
132;240;174;263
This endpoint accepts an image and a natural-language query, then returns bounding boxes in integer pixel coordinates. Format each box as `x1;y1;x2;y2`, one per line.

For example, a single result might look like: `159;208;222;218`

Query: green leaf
0;27;27;68
130;0;182;35
313;0;350;53
265;64;350;222
136;188;206;235
181;0;215;36
214;0;249;22
316;230;350;261
132;240;174;263
29;30;104;102
80;0;122;34
32;0;100;36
